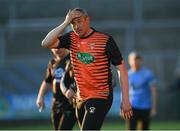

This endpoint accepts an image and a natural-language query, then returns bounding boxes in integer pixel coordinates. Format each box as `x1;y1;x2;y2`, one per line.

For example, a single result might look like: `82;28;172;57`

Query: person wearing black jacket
36;48;76;130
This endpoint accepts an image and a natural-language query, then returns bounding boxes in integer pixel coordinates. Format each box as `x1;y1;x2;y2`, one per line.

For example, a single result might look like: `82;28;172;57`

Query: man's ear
85;16;91;24
87;16;91;21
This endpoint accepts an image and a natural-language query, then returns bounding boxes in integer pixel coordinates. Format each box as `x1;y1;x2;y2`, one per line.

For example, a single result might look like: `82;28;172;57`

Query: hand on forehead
69;10;84;23
71;9;83;17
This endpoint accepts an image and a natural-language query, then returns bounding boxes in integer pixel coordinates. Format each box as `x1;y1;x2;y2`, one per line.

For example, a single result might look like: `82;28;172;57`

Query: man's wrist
37;95;44;101
63;88;68;95
121;96;130;102
62;21;70;26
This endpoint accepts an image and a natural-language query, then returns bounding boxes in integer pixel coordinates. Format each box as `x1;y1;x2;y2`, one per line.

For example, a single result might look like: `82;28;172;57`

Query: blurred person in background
170;59;180;119
36;48;76;130
171;59;180;90
127;51;157;130
41;8;132;130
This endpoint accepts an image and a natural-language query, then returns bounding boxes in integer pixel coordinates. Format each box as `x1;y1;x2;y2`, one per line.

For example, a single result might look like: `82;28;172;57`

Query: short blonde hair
128;51;142;59
73;8;88;17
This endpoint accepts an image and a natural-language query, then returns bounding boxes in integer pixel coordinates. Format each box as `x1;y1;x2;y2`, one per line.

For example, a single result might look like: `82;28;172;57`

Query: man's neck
132;66;141;72
80;28;94;38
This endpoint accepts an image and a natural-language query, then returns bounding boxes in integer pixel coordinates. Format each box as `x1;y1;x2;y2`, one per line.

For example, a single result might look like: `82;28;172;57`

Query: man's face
71;12;90;37
128;56;142;70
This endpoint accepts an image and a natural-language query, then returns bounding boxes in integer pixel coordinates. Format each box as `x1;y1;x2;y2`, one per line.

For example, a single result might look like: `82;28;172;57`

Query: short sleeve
44;61;53;83
57;32;71;49
106;36;123;66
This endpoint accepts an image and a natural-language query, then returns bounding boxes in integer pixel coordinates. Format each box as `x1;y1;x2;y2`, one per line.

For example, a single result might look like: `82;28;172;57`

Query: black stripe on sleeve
106;36;123;66
57;32;71;49
44;61;53;83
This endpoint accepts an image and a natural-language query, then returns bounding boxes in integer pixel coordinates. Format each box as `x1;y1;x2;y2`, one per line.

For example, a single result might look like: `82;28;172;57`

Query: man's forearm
151;86;157;110
38;81;51;98
42;21;69;48
116;61;130;101
116;60;132;120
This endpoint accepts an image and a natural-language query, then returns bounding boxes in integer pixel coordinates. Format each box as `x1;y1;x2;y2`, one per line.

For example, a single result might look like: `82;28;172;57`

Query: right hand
120;99;133;120
64;9;82;24
36;96;45;110
150;107;157;117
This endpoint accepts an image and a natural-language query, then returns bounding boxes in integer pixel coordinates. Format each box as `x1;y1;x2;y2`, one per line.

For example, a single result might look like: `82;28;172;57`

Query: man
127;51;157;130
41;8;132;130
36;48;76;130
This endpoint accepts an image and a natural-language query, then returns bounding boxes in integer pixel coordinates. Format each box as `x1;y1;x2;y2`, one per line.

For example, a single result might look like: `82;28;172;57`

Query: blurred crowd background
0;0;180;126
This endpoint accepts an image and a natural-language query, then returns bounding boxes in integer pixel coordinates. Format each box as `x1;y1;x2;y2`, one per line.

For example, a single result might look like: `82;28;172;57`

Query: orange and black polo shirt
58;28;123;101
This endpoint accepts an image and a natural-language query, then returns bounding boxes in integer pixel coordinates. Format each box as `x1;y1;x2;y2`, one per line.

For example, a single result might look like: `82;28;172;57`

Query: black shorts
51;101;76;130
128;107;150;130
76;95;113;130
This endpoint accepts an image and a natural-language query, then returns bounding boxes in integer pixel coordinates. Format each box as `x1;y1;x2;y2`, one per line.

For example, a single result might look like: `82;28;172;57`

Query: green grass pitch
1;120;180;130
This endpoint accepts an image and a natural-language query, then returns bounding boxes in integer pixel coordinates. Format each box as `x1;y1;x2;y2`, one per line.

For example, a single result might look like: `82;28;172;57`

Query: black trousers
76;96;113;130
128;108;150;130
51;103;76;130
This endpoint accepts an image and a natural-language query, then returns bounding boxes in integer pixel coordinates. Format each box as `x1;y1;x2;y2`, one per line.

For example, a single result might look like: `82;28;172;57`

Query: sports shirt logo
77;52;95;64
54;68;64;81
89;107;96;114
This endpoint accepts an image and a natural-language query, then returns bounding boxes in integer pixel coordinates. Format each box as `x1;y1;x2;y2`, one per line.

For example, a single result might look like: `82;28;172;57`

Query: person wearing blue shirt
127;51;157;130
